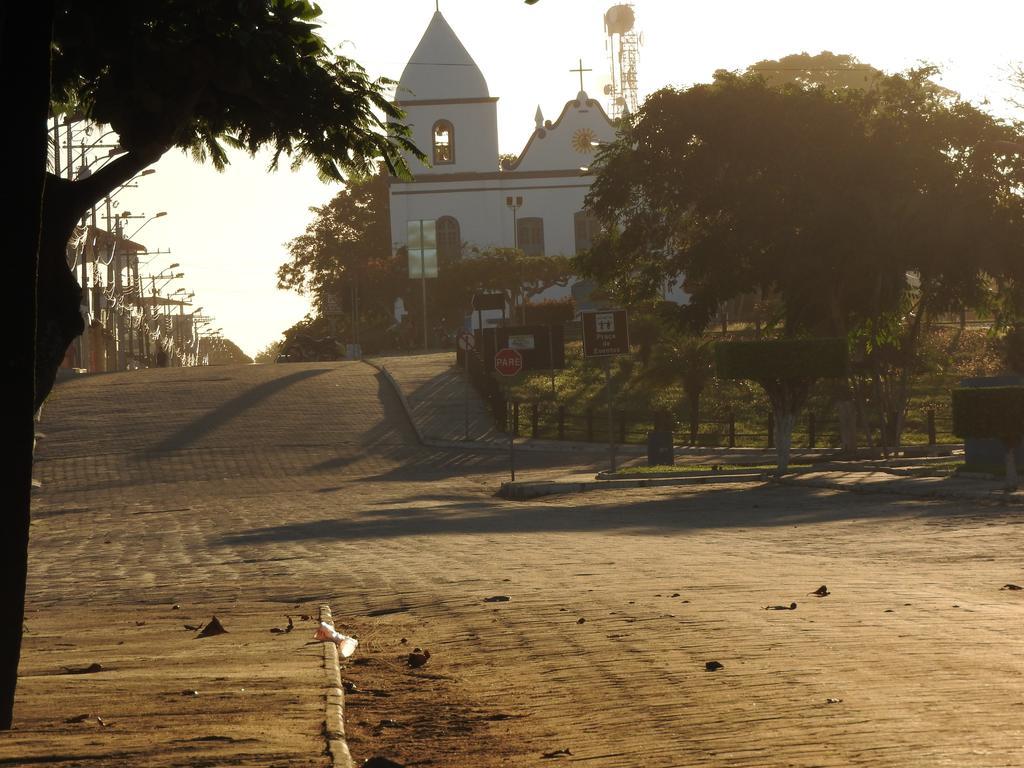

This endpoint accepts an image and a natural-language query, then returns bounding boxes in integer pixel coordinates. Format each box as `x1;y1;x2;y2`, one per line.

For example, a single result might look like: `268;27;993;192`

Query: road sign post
581;310;630;474
458;331;475;441
495;347;524;480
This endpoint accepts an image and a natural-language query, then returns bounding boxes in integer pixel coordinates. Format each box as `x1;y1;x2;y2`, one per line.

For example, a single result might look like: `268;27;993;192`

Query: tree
434;248;574;327
742;51;882;92
3;0;423;730
717;339;848;472
200;337;254;366
581;67;1024;449
278;172;402;343
646;331;715;445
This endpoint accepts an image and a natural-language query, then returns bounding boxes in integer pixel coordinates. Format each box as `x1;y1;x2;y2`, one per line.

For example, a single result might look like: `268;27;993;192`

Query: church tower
395;11;499;175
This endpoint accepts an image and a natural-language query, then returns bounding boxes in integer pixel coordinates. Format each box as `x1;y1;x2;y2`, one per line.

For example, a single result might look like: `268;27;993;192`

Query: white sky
121;0;1024;357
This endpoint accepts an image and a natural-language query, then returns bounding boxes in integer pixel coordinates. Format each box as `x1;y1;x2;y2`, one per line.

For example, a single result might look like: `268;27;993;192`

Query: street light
126;211;167;241
505;194;523;249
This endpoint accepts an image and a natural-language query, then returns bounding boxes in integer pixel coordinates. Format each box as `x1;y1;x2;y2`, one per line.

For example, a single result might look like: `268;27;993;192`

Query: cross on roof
570;58;592;92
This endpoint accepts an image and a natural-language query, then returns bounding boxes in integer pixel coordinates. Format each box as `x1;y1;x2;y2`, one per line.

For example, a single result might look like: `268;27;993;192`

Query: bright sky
122;0;1024;357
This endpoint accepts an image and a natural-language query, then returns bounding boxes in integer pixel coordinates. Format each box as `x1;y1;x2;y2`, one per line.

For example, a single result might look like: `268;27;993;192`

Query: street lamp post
505;194;523;249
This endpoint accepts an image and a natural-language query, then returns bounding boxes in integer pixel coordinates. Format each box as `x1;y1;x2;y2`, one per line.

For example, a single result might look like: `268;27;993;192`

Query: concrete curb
499;471;765;500
362;360;427;445
770;473;1024;506
319;604;353;768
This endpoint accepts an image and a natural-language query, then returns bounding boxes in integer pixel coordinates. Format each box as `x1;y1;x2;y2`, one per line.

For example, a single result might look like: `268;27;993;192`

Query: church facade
388;11;618;291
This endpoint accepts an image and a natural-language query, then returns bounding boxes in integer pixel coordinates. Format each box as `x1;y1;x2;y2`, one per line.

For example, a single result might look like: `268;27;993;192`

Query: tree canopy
52;0;418;184
580;67;1024;338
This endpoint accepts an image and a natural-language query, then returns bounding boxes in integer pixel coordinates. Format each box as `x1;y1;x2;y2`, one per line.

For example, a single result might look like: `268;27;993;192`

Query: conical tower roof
397;12;490;101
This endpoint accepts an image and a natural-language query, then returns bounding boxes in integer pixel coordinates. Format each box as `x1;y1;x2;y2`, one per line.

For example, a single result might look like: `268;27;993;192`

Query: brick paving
5;360;1023;766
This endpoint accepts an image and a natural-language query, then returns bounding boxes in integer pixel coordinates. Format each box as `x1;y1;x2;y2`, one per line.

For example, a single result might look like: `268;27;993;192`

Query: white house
388;10;618;286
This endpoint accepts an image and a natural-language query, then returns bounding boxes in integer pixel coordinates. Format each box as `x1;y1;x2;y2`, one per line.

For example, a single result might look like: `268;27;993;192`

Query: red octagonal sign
494;347;523;376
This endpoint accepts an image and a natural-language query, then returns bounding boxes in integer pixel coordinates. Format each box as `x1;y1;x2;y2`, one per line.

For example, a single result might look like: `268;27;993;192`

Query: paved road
11;361;1024;766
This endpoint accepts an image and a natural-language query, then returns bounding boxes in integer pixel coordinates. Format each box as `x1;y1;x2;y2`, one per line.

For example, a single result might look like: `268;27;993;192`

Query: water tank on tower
603;4;641;119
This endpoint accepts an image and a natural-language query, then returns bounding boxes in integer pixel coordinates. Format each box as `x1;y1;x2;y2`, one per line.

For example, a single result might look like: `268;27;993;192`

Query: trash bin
960;375;1024;468
647;429;674;466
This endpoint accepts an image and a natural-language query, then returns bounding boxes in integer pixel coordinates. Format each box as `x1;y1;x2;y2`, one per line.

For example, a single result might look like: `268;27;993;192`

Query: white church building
388;10;618;289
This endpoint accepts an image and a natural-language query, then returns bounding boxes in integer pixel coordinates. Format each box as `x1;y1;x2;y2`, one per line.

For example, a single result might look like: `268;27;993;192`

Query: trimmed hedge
715;338;848;381
951;386;1024;443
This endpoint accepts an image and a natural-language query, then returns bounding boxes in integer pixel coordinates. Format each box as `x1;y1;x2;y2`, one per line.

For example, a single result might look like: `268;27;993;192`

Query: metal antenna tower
603;4;641;119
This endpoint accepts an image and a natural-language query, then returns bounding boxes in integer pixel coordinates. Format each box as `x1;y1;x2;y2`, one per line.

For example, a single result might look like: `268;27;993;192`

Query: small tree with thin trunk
716;339;848;472
952;386;1024;491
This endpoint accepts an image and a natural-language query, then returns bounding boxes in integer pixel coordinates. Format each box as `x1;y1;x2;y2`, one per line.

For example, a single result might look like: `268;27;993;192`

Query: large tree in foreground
2;0;422;729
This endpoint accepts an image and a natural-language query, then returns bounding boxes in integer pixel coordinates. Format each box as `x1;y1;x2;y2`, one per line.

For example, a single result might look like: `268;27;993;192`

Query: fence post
513;400;520;437
558;405;566;441
586;407;594;442
767;411;774;449
618;410;626;444
927;408;936;446
531;402;539;439
728;412;736;448
808;412;816;449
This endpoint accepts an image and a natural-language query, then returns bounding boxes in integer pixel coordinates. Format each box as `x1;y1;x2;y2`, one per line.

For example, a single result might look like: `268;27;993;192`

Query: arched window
432;120;454;165
517;217;545;256
436;216;461;260
573;211;601;253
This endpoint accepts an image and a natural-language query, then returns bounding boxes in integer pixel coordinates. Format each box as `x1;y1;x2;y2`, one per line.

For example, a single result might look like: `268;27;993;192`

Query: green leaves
583;66;1024;339
51;1;422;186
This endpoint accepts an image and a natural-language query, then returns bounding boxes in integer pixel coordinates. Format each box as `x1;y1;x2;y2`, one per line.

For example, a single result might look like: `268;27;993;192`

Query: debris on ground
171;604;180;610
541;747;574;759
483;595;511;602
1000;583;1022;591
313;622;358;657
96;716;112;727
810;585;831;596
362;757;405;768
63;663;104;675
407;648;431;668
764;602;798;610
705;661;724;672
183;623;202;631
65;713;90;723
270;616;295;634
181;690;198;696
196;616;228;637
342;680;358;694
576;617;586;624
826;697;843;704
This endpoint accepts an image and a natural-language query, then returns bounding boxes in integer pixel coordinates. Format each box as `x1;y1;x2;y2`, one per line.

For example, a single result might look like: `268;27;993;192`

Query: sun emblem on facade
571;128;597;154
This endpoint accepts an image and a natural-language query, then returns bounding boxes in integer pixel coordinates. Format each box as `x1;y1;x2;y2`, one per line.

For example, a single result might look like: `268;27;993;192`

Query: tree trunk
1;1;54;730
773;407;796;474
836;400;857;454
687;390;700;445
1005;445;1019;493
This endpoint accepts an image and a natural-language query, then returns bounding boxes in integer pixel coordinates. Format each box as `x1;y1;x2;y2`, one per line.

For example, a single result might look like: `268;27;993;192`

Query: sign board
407;220;438;279
582;309;630;357
507;334;535;351
323;293;343;316
494;347;524;377
458;330;475;351
496;325;565;370
472;292;506;312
